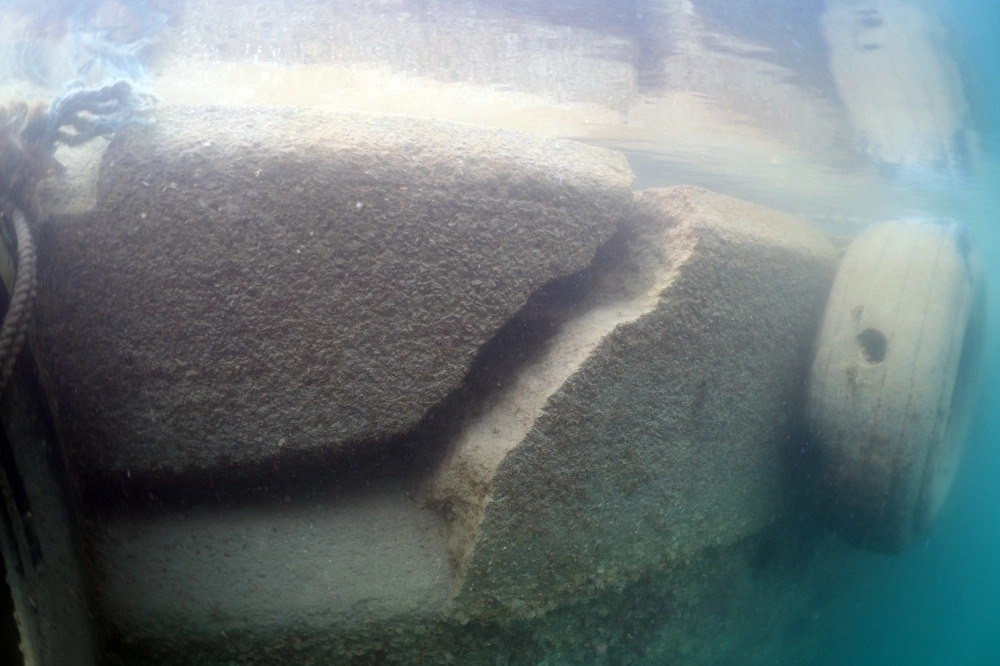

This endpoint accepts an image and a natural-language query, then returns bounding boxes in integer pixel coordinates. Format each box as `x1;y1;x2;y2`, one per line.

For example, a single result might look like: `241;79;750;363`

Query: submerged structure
0;1;986;664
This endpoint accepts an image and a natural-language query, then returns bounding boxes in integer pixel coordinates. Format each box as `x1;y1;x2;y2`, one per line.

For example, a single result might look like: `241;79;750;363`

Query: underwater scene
0;1;998;664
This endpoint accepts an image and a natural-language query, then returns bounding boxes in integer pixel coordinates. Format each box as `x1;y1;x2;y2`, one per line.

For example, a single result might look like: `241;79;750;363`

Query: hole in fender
857;328;887;364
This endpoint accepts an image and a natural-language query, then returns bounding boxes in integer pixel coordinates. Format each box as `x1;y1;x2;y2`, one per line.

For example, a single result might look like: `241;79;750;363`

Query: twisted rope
0;80;149;397
0;208;36;391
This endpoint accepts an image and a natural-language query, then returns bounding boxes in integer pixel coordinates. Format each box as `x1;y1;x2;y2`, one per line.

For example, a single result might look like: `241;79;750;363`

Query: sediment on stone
95;512;840;666
426;185;838;618
33;105;633;477
61;184;842;664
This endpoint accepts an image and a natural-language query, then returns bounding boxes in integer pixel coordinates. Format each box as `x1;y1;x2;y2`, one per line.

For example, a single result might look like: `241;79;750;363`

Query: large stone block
88;480;452;662
75;186;844;664
427;186;838;617
88;506;842;665
34;106;633;475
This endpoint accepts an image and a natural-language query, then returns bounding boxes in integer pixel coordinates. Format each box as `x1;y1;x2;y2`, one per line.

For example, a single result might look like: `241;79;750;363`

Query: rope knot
0;80;150;395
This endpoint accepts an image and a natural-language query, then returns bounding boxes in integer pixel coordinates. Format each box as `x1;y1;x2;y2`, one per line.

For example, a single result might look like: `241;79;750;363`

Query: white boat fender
805;220;986;553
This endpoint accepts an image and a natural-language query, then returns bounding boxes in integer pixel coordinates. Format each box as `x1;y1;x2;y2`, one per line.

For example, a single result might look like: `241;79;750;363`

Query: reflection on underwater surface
0;1;998;664
0;0;978;227
0;0;173;88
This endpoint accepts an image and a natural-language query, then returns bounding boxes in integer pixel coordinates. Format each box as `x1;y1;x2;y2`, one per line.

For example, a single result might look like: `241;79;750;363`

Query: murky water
1;1;998;664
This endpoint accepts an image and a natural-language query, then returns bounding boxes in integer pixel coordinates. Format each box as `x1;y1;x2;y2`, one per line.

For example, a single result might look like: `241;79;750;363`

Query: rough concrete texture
89;480;451;661
33;105;633;475
428;186;838;617
92;505;847;665
76;185;844;664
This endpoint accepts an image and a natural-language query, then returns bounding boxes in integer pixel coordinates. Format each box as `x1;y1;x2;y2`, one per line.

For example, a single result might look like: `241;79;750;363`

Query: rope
0;208;36;391
0;80;149;397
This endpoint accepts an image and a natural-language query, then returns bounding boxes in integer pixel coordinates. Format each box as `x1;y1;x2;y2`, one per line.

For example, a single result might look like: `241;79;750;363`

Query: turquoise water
816;3;1000;664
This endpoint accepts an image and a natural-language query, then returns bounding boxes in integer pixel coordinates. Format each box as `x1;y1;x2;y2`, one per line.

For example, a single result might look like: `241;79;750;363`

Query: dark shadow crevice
78;224;623;516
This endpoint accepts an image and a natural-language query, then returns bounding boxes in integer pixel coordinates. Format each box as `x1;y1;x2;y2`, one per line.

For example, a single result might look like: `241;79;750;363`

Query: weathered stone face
65;185;843;664
85;504;844;665
34;106;633;475
88;479;453;653
427;186;838;617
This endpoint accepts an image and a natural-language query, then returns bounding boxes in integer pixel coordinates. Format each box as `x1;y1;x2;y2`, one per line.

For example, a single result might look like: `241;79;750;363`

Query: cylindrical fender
805;220;986;553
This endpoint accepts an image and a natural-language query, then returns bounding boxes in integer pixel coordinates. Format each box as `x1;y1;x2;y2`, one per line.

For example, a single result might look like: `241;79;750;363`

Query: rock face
89;479;452;661
61;185;844;665
88;507;844;665
33;106;633;475
428;186;838;617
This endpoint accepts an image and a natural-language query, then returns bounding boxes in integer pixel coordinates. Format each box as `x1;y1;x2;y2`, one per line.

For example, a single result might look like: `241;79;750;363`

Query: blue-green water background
816;3;1000;664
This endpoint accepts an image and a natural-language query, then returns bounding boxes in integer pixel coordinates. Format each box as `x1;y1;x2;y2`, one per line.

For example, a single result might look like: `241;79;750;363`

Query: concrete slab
89;497;849;664
91;481;450;636
33;105;632;475
79;186;845;664
427;186;838;617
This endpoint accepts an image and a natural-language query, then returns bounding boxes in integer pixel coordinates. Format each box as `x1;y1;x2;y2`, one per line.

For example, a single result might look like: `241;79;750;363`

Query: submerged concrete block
88;505;842;665
78;186;845;664
33;106;633;475
428;186;838;616
89;481;451;661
